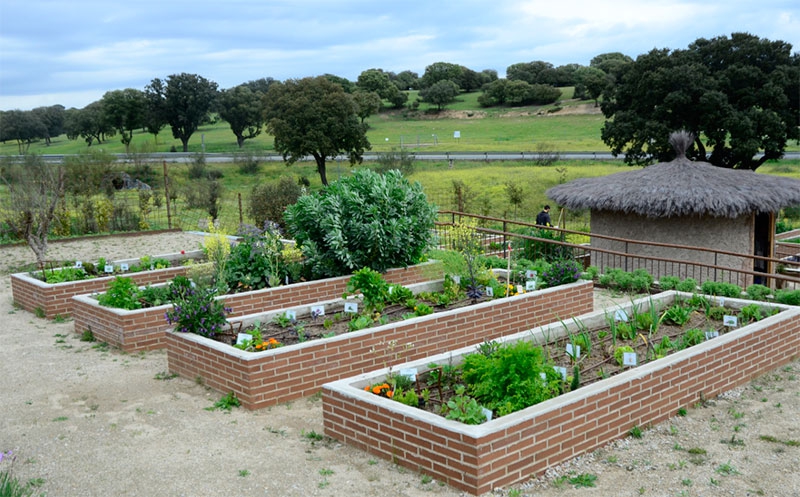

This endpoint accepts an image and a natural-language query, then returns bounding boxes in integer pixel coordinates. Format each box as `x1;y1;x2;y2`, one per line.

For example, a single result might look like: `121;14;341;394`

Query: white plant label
344;302;359;314
75;261;83;268
516;285;524;294
399;368;417;382
310;305;325;317
614;309;629;322
526;270;537;279
481;407;493;422
485;286;494;297
120;263;129;272
719;297;725;307
104;265;114;273
526;280;537;291
451;275;461;285
554;366;567;380
566;343;581;359
723;315;738;327
705;330;720;340
285;310;296;321
387;286;394;295
235;333;252;345
623;352;638;366
540;372;547;381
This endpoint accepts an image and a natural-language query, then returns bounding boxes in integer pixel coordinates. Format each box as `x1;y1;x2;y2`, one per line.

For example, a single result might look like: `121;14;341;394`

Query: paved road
17;151;800;163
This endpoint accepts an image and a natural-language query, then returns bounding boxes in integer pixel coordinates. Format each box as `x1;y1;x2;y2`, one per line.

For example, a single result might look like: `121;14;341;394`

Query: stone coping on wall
322;292;800;495
71;260;444;352
10;250;205;319
166;279;594;409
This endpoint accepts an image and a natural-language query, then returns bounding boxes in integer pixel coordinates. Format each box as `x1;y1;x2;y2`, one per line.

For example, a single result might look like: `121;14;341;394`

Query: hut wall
589;210;753;287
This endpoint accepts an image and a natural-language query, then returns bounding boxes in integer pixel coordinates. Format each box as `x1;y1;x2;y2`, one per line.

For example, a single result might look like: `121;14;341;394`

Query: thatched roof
546;131;800;218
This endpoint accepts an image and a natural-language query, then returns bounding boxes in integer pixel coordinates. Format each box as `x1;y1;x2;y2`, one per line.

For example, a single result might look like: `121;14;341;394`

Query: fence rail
436;211;800;290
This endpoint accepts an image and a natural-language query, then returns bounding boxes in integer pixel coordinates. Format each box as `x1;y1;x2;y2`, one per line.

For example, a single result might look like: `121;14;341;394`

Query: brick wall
12;266;191;319
322;293;800;495
165;280;594;409
72;261;443;352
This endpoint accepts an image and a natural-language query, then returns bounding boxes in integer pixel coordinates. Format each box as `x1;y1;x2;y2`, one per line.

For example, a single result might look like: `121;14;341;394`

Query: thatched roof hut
546;131;800;286
547;131;800;218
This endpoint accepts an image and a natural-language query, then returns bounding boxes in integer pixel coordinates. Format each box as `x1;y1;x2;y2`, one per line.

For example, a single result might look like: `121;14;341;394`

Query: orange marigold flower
386;390;393;398
364;386;371;392
372;386;382;394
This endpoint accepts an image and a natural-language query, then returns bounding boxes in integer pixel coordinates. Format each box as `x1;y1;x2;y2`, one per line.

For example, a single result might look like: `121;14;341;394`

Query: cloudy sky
1;0;798;110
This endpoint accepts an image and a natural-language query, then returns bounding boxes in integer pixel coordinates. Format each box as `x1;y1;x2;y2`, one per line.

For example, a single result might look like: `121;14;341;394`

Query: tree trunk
314;154;328;185
181;138;189;152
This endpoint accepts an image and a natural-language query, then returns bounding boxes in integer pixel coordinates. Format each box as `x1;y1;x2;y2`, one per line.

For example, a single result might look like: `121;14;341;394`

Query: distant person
536;205;552;227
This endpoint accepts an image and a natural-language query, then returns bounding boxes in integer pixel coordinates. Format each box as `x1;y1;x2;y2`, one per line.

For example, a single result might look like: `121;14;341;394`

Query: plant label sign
104;265;114;273
399;368;417;383
120;263;129;272
481;406;493;422
235;333;252;345
387;286;393;295
526;270;537;279
723;315;738;327
284;310;296;321
344;302;358;314
451;275;461;285
705;330;720;340
516;285;524;295
540;372;547;381
566;343;581;359
719;297;725;307
614;309;629;322
525;280;537;291
485;286;494;297
75;261;83;268
554;366;567;380
310;305;325;317
623;352;637;366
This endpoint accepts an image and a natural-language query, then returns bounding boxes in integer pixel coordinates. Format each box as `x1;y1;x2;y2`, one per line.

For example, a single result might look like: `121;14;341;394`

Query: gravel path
1;232;798;496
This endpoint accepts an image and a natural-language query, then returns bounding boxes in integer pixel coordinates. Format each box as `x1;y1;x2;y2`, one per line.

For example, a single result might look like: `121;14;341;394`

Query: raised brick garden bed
10;250;204;319
322;292;800;495
72;261;443;352
165;279;594;409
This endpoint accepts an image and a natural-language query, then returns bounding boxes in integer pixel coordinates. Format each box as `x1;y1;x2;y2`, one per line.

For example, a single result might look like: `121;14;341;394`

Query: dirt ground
1;232;798;497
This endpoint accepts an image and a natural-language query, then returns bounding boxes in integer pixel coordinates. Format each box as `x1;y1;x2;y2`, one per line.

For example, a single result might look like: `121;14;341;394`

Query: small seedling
206;391;240;411
681;478;692;487
715;461;739;475
420;474;433;484
677;407;687;417
302;429;325;441
567;473;597;488
629;425;644;439
80;329;96;342
238;469;250;477
153;371;178;380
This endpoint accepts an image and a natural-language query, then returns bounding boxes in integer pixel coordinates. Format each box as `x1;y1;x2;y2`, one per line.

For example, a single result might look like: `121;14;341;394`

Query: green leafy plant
206;391;240;411
285;169;436;278
679;328;705;349
700;281;743;298
659;275;680;290
223;222;288;292
540;258;582;288
461;340;560;416
745;284;772;301
614;346;634;367
392;387;419;407
662;303;694;326
97;276;142;310
775;289;800;306
345;267;391;312
675;278;699;293
440;385;487;425
348;315;373;332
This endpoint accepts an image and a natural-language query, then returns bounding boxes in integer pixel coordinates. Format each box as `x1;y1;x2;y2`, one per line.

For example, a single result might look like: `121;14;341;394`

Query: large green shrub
284;169;436;278
247;176;302;231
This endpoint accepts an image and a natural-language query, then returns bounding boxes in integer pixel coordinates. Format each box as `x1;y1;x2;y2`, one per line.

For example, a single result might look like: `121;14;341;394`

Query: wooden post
238;193;243;225
163;161;172;229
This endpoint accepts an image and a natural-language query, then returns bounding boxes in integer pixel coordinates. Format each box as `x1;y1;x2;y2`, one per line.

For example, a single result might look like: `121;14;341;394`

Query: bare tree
1;155;66;274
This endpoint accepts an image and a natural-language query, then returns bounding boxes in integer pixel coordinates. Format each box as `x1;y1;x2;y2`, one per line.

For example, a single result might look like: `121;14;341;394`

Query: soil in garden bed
216;295;495;348
391;302;782;420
